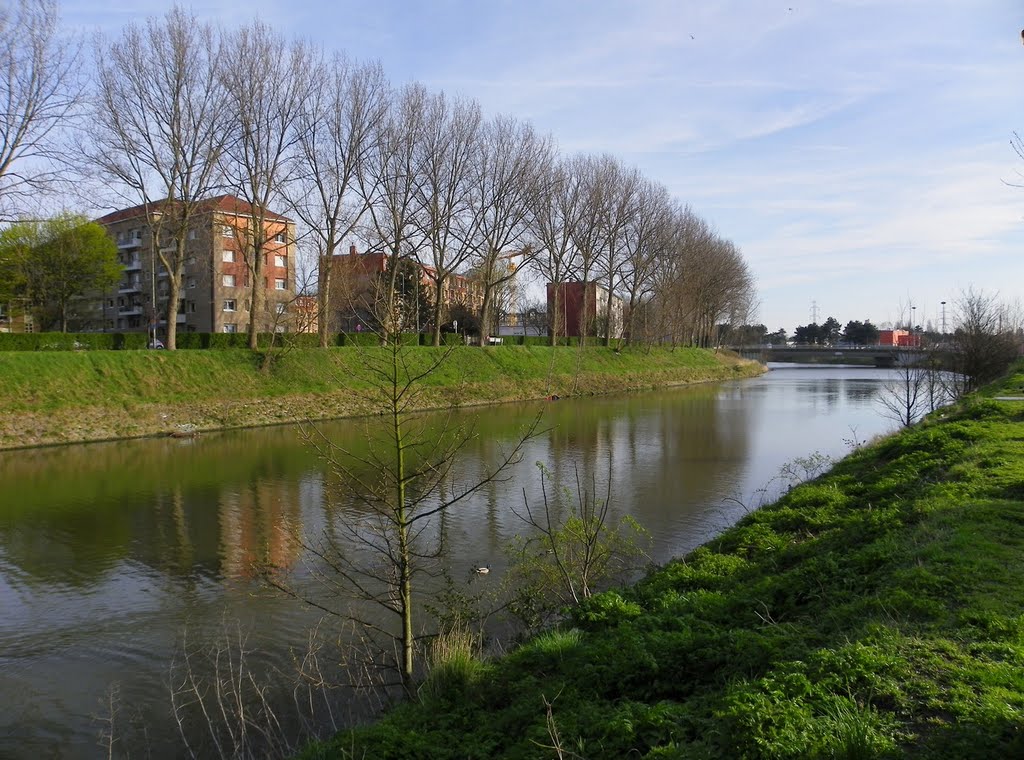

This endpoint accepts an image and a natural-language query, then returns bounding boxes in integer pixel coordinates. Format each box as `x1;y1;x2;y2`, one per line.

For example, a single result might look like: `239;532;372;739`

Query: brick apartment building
546;281;624;339
325;245;484;333
94;195;297;338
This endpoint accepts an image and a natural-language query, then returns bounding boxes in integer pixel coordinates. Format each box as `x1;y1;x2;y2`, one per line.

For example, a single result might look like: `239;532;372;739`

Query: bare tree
220;22;314;350
467;115;551;346
878;354;930;428
565;154;611;347
287;53;388;347
359;83;428;345
594;156;639;346
619;182;673;346
412;91;482;345
529;158;580;345
90;7;227;350
947;288;1022;395
506;463;648;633
0;0;80;219
269;341;540;694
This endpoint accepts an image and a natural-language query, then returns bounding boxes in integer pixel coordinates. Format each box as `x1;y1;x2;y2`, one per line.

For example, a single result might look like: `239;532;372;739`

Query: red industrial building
877;329;921;348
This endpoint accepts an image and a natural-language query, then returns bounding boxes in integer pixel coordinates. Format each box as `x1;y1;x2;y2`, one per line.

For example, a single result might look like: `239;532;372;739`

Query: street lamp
940;300;946;336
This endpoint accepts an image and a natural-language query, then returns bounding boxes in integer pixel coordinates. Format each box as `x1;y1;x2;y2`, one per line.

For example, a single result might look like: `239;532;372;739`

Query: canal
0;365;900;757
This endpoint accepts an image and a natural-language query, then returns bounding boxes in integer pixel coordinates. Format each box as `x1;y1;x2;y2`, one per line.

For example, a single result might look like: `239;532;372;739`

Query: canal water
0;366;900;757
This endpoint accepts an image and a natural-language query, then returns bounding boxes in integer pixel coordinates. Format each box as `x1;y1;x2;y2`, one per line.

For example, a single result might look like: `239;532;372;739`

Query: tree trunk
165;268;182;351
549;287;560;347
432;278;444;347
318;253;331;349
249;242;263;350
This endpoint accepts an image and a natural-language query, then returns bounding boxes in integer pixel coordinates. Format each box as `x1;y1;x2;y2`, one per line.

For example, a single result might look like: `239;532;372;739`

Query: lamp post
940;300;946;336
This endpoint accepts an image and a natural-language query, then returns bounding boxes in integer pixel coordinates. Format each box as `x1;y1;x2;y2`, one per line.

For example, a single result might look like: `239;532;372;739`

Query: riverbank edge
0;345;764;450
300;362;1024;759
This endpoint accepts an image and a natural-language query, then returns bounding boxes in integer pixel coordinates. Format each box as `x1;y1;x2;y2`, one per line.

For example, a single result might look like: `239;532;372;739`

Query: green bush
340;331;381;347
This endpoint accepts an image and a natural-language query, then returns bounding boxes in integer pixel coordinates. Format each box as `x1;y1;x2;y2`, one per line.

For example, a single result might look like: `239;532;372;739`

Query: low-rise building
546;281;624;339
326;245;483;333
877;329;920;348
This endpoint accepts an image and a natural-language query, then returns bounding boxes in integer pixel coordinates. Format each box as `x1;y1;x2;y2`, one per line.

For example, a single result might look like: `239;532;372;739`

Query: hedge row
0;331;583;351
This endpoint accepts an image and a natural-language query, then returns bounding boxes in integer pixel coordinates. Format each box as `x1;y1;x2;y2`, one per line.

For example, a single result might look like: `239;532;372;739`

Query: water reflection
0;366;899;758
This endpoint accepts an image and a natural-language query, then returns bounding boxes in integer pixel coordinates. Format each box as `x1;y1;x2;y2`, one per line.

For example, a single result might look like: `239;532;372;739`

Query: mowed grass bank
0;345;759;449
300;364;1024;760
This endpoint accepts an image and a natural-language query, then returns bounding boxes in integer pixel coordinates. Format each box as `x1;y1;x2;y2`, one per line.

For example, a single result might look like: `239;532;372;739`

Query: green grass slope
0;345;758;449
302;363;1024;759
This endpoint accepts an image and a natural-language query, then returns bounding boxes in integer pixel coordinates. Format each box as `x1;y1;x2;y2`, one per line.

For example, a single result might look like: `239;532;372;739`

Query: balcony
121;256;142;270
119;281;142;294
117;237;142;250
118;305;143;316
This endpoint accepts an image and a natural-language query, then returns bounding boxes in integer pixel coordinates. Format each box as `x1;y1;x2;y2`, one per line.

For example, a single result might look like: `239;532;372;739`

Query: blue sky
66;0;1024;334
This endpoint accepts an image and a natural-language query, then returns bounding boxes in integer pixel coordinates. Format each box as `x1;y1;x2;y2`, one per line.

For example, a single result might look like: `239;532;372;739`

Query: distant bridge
730;345;916;368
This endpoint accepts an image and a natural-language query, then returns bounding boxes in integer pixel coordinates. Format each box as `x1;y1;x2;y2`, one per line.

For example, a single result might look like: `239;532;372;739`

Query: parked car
148;339;165;349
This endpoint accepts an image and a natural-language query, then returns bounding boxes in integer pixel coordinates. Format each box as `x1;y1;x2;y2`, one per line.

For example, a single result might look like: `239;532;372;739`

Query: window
222;250;235;263
223;323;237;333
222;274;236;287
274;278;286;291
187;278;196;289
188;229;197;240
274;231;286;243
275;303;286;315
274;254;286;268
221;225;234;238
223;299;236;312
188;301;196;313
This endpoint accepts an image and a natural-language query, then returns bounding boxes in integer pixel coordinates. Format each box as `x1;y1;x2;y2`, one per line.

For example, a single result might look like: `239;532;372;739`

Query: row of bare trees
1;1;754;350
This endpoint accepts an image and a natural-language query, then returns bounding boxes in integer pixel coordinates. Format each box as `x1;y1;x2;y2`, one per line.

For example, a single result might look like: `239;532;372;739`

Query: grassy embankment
300;363;1024;759
0;345;759;449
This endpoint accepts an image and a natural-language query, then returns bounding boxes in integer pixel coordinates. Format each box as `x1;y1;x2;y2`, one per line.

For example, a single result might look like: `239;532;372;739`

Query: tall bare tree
529;158;581;346
0;0;80;219
91;7;227;350
220;22;314;350
467;115;551;346
359;83;428;345
287;53;388;347
565;154;610;347
412;92;482;346
948;288;1022;395
619;180;672;346
594;155;639;346
271;342;540;694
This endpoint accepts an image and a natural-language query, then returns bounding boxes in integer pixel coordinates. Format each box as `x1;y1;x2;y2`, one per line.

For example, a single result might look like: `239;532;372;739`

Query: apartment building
95;195;297;337
326;245;484;333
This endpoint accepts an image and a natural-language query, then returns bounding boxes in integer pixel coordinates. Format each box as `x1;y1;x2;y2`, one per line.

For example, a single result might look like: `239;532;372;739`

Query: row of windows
221;226;288;243
221;250;287;267
223;301;286;314
222;274;287;290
